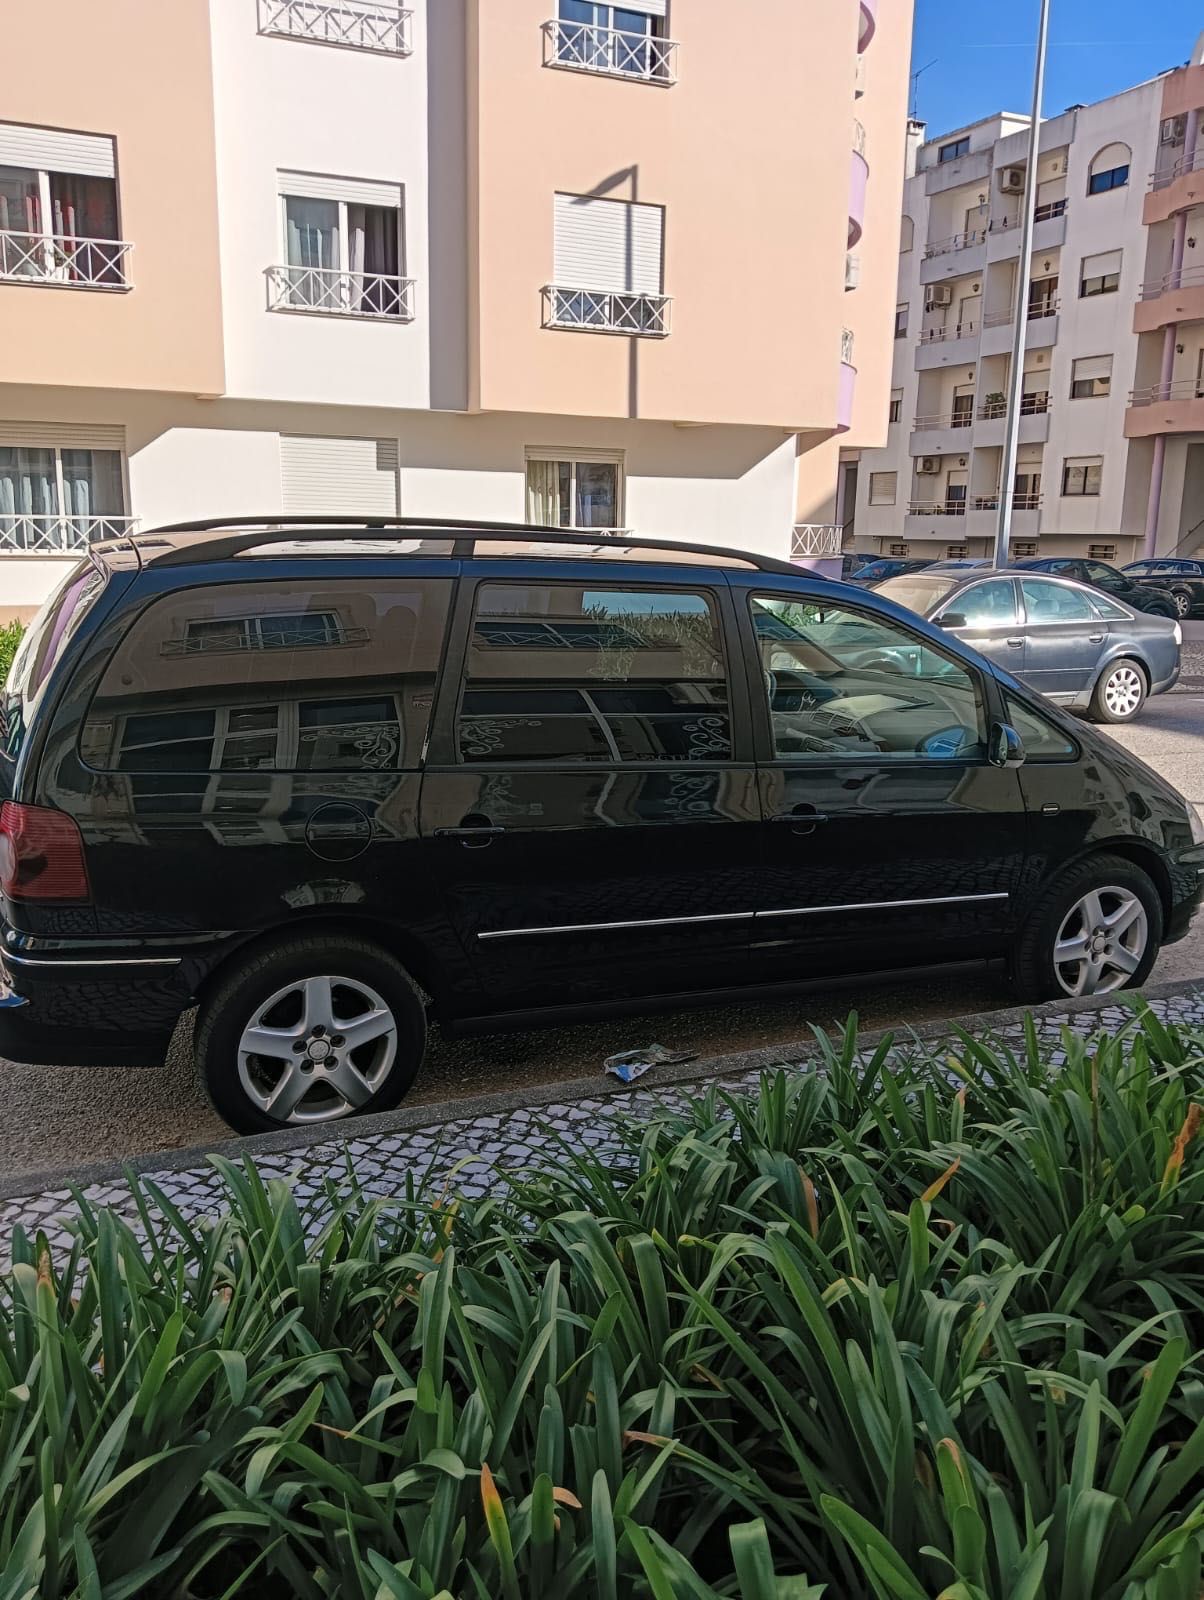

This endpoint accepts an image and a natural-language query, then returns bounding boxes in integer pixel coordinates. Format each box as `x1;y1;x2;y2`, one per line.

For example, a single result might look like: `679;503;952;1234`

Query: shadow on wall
566;165;645;421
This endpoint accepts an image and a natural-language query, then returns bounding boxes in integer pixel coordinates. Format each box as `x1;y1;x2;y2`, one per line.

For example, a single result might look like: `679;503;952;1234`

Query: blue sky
911;0;1203;139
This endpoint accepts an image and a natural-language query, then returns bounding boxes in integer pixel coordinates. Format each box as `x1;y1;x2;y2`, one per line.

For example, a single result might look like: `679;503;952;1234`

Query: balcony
972;395;1051;447
542;285;671;336
848;143;869;248
1134;262;1204;334
0;230;131;291
985;201;1068;260
266;264;415;320
1144;147;1204;226
542;17;677;84
919;229;986;285
791;524;843;575
979;300;1059;355
915;318;980;369
908;410;975;456
0;515;137;556
1125;377;1204;438
256;0;413;54
924;146;992;198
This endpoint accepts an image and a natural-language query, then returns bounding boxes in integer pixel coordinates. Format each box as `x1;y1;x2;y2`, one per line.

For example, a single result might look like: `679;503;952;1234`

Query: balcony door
945;471;968;515
951;389;975;429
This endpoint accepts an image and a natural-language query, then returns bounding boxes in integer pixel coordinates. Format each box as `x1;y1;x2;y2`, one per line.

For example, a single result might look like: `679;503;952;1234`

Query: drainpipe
1143;103;1202;557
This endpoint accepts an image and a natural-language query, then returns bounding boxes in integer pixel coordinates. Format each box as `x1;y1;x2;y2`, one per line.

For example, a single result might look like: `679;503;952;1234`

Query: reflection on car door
936;577;1024;673
1018;579;1108;697
739;587;1027;981
419;571;760;1012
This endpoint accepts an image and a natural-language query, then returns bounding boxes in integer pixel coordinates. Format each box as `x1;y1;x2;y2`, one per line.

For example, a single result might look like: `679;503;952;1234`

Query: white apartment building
854;38;1204;564
0;0;911;623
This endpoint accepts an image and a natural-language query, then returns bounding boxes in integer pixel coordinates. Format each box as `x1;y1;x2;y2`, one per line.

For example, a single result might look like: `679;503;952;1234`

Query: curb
2;975;1201;1206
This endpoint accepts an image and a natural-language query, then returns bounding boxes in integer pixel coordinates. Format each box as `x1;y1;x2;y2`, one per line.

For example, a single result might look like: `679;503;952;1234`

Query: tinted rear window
1;559;107;767
81;579;451;772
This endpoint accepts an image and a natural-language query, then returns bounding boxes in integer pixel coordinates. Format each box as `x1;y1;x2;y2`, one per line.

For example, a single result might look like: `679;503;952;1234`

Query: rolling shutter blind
0;421;124;450
630;0;667;13
1073;355;1112;382
277;171;402;208
553;194;664;293
1083;248;1122;277
0;123;115;178
280;436;400;515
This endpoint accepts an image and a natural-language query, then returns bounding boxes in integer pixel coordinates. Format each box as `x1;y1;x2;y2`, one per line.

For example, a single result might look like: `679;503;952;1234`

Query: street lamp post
993;0;1052;567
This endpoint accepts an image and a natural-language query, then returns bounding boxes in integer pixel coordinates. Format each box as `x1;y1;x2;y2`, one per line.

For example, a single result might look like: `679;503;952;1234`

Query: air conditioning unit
917;456;940;475
926;284;954;308
1000;168;1026;194
1161;116;1186;146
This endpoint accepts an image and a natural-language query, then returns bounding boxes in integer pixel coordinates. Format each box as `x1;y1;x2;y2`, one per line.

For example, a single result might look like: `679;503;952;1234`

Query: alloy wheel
1175;591;1192;618
1102;664;1144;719
236;973;398;1124
1052;886;1148;997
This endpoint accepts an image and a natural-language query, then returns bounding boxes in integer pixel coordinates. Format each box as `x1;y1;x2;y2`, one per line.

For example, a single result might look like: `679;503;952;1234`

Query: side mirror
989;722;1026;769
936;612;967;629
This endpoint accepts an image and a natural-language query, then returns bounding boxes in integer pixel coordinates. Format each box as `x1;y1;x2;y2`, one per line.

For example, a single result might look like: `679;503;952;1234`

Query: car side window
946;579;1018;626
81;579;452;775
456;583;731;764
1088;594;1130;620
1021;579;1097;622
1086;562;1123;589
750;595;986;762
1004;694;1077;759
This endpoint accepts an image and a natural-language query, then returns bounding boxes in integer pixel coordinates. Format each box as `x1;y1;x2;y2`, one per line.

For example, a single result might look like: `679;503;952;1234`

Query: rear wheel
1171;588;1194;618
195;934;426;1134
1012;853;1162;1002
1088;658;1146;723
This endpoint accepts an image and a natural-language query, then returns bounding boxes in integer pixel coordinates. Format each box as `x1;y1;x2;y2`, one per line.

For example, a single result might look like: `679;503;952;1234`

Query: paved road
3;685;1203;1178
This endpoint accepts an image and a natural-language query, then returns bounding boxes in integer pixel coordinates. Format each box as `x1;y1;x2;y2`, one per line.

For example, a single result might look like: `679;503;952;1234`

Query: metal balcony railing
542;285;671;335
1027;298;1059;320
907;500;968;517
542;18;677;83
791;524;843;558
841;326;855;364
922;227;986;259
1012;493;1042;510
989;199;1067;230
0;514;137;555
0;230;131;289
1139;262;1204;299
913;410;974;430
972;495;1000;510
1019;392;1050;415
1149;146;1204;191
257;0;413;54
267;264;416;320
1128;378;1204;406
919;320;978;344
852;119;867;158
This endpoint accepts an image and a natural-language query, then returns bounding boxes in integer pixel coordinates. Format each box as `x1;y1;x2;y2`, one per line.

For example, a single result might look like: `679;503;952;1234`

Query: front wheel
195;934;427;1134
1012;853;1162;1002
1171;588;1193;619
1089;659;1146;723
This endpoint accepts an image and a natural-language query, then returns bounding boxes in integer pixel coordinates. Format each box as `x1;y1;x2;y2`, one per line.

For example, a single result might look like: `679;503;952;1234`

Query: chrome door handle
769;809;830;835
434;815;506;847
1088;633;1104;642
1006;637;1024;648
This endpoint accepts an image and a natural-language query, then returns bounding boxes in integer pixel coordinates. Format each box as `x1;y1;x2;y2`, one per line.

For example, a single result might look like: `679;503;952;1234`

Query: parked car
2;519;1201;1133
839;552;872;580
874;566;1180;723
1015;557;1179;619
848;556;935;585
1122;558;1204;618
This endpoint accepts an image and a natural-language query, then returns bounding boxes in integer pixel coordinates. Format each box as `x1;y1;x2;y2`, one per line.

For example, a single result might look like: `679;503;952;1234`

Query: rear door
1017;577;1107;696
418;564;760;1011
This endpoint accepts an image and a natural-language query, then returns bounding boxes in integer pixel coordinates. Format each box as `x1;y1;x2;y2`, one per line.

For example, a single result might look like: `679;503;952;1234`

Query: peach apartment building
0;0;911;622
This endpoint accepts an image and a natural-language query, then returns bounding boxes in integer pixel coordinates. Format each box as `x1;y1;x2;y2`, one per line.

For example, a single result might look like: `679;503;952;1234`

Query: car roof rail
134;516;803;577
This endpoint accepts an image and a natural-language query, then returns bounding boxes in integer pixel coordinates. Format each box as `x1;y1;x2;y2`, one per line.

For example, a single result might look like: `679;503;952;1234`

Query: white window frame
524;448;626;532
0;434;131;554
868;471;897;506
894;302;909;338
0;141;129;290
271;177;413;320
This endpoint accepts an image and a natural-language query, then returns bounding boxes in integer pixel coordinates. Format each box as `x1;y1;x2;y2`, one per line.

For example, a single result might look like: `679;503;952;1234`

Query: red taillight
0;802;91;902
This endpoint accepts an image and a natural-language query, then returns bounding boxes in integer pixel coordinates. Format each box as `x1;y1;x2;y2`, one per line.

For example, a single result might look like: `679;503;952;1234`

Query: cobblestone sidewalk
5;985;1204;1264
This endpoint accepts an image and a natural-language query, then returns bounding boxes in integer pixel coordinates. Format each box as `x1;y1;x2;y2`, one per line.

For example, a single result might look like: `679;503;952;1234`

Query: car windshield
873;573;960;616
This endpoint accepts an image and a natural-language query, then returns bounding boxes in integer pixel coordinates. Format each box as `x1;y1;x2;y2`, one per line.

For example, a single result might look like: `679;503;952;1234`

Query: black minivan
2;520;1202;1133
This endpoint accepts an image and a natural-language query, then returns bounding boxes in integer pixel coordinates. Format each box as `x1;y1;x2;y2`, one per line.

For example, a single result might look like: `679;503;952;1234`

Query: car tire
1088;658;1147;724
1012;852;1163;1002
1171;588;1194;619
195;933;427;1134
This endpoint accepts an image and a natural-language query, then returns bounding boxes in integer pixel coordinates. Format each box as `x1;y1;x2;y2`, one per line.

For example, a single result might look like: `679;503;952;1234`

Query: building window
946;544;968;559
888;389;903;424
0;437;128;555
869;471;897;506
1070;355;1112;399
900;215;914;253
1079;250;1121;298
547;1;675;83
546;193;669;335
256;0;414;55
269;174;412;320
888;543;910;557
1010;540;1038;559
1088;543;1118;561
939;137;970;164
894;302;909;338
1061;456;1103;497
526;454;623;530
1087;143;1131;195
0;125;128;288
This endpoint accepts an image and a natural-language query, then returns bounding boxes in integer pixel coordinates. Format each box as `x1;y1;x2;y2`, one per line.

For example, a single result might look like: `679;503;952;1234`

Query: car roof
90;516;802;578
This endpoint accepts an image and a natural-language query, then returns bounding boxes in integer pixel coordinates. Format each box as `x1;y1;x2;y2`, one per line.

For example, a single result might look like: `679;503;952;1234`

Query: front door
1017;577;1108;696
937;576;1025;674
419;570;760;1012
739;587;1027;981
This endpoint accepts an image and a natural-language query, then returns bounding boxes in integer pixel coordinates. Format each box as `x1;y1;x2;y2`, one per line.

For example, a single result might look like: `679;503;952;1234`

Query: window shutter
1073;355;1112;382
1083;249;1122;277
633;0;667;13
0;122;115;178
553;194;664;293
0;421;124;450
277;171;402;208
280;436;400;515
